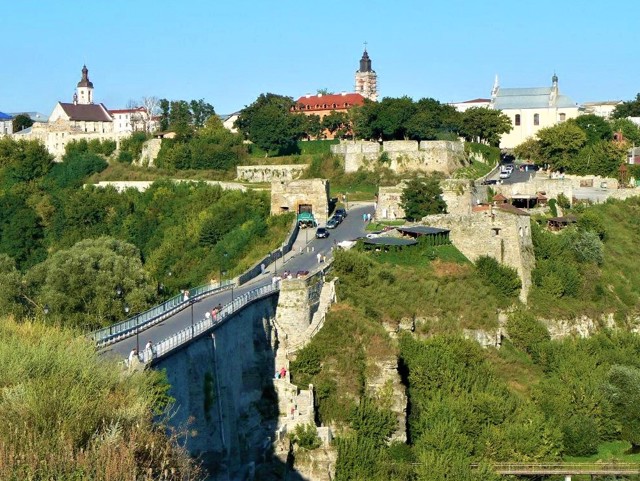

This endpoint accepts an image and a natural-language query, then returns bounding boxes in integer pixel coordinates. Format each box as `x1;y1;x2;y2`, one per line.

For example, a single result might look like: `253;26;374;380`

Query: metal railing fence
91;280;233;347
147;282;280;362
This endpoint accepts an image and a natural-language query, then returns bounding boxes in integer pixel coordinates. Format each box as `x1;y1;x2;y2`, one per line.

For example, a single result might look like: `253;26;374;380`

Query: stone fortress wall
271;179;330;225
376;178;487;220
425;207;535;302
20;119;128;161
236;164;308;183
331;139;466;175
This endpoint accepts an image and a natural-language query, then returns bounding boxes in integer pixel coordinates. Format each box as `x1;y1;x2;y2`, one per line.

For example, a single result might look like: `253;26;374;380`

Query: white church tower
355;46;378;101
74;65;94;105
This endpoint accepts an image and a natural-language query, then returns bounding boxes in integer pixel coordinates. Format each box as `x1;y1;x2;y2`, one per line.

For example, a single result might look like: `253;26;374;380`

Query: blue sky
2;0;639;116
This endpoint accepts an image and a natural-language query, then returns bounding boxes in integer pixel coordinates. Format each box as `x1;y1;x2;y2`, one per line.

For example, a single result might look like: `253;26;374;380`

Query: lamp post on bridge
190;298;195;337
124;304;136;352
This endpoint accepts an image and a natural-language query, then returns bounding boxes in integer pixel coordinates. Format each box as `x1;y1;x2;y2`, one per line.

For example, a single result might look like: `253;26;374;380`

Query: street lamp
222;252;228;287
190;298;195;337
124;304;137;352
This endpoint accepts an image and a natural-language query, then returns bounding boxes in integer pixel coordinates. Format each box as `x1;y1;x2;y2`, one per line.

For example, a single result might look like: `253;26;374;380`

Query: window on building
515;114;521;126
534;114;540;126
559;113;566;122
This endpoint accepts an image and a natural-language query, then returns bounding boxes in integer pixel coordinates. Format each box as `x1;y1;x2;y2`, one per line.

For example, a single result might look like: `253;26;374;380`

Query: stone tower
355;46;378;101
75;65;94;105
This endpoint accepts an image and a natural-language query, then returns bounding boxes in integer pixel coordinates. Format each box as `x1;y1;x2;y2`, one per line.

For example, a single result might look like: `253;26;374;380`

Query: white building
449;98;491;112
13;65;131;159
0;112;12;135
581;101;622;119
490;74;580;149
109;107;159;133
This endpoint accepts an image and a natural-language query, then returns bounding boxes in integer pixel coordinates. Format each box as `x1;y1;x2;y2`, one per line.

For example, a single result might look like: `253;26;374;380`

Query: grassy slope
528;197;640;320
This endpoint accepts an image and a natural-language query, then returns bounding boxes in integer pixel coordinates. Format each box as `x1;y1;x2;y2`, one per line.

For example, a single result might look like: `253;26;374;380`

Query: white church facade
14;66;151;159
490;74;580;149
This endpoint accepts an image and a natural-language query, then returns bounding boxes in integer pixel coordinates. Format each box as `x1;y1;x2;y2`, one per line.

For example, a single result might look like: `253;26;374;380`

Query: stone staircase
271;279;337;451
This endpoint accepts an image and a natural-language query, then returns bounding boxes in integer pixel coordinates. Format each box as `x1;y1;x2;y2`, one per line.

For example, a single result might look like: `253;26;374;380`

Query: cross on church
364;41;368;50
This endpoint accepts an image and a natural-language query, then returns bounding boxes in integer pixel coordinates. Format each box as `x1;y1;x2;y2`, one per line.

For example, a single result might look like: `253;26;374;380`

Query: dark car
334;208;347;220
326;217;339;229
315;227;330;239
481;179;498;185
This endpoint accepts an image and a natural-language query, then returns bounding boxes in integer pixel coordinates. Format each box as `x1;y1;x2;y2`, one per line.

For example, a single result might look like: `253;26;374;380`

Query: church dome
77;65;94;88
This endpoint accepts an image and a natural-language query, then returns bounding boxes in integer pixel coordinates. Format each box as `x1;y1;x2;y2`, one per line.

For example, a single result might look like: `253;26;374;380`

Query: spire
491;74;500;98
77;64;94;88
359;43;372;73
552;72;558;86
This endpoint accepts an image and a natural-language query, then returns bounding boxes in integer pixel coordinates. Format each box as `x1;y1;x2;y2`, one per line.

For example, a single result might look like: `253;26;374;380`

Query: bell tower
76;65;94;105
354;44;378;101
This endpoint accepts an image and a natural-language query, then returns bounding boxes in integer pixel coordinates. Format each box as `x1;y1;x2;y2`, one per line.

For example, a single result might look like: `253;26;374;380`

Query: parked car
315;227;330;239
499;171;511;179
481;179;498;185
334;208;347;220
326;217;339;229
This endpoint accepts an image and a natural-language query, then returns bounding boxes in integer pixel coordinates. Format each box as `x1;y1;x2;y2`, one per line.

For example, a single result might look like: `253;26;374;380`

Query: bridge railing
91;280;234;347
485;462;640;475
148;281;280;362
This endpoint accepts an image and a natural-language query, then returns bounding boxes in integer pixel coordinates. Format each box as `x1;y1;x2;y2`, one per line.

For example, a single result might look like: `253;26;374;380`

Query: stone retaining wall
331;139;466;174
236;164;307;183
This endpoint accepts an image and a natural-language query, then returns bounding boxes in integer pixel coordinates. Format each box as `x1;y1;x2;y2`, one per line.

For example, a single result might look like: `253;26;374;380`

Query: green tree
611;93;640;119
159;98;170;131
189;98;215;127
460;107;512;147
235;93;301;155
304;114;324;139
401;176;446;221
603;365;640;451
11;113;34;133
475;255;521;299
24;237;156;329
514;137;543;163
406;97;462;141
572;140;626;177
321;111;351;138
351;99;380;140
374;96;417;140
537;122;587;171
571;114;612;145
610;117;640;145
505;310;550;361
3;138;54;184
0;194;46;270
0;254;25;317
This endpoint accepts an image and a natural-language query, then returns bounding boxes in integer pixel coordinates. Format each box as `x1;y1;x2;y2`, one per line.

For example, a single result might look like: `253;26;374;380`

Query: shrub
475;255;521;299
561;415;600;456
506;310;550;361
291;423;321;450
570;230;604;265
578;210;607;240
557;193;571;210
349;397;397;446
548;198;558;217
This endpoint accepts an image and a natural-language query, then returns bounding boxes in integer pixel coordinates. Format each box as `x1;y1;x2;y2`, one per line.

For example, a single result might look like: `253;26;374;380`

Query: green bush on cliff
0;318;201;480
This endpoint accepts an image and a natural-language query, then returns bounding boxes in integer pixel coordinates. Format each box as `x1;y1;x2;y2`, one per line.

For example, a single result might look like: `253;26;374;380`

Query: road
102;203;375;361
486;166;533;185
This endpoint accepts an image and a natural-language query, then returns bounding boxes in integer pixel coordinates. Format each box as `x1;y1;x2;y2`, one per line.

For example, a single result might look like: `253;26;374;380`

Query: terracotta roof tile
294;93;365;111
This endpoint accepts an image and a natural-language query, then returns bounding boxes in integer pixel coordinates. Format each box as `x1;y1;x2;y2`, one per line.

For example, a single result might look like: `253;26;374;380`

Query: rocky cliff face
155;296;280;480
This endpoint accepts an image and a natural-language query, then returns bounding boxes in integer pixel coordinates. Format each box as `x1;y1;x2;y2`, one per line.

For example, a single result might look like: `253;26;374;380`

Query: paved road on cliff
101;203;375;362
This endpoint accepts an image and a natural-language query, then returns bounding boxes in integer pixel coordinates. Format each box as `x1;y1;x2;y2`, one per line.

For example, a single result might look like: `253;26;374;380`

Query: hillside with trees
290;198;640;479
0;136;292;330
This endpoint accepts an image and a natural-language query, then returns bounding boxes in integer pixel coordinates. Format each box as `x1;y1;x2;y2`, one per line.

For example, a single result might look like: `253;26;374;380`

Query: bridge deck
490;463;640;476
